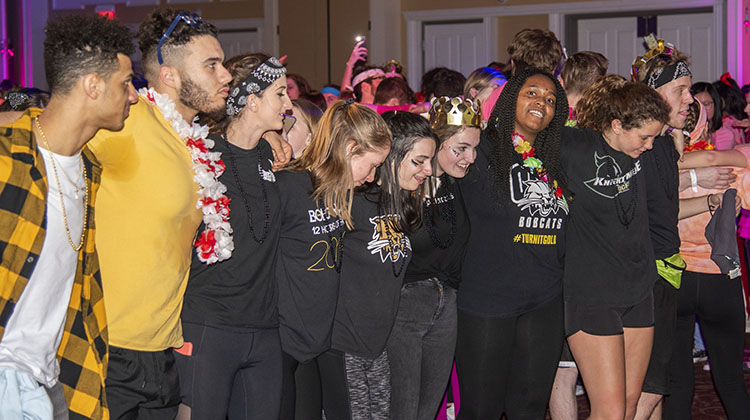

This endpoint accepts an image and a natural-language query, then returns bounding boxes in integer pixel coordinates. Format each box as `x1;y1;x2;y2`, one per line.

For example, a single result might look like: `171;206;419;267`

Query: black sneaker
693;349;707;363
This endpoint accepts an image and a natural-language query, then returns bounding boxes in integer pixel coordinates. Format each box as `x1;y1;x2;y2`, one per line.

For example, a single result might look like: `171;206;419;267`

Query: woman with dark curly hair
456;68;569;419
564;75;671;420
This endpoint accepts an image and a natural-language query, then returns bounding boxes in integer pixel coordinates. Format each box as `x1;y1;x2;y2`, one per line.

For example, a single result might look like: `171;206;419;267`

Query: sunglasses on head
157;12;204;65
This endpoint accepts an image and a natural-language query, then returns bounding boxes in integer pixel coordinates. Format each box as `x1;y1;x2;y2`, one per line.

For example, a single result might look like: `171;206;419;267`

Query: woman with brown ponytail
175;52;291;419
563;75;671;420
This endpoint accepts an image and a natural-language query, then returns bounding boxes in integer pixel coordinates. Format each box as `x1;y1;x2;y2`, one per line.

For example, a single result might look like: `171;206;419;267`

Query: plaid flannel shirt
0;108;109;419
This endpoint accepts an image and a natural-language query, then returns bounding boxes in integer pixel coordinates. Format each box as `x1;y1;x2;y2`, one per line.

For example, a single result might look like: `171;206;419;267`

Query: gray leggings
318;349;391;420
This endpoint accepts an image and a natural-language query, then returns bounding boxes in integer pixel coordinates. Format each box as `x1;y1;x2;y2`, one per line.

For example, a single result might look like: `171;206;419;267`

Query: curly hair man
0;13;136;420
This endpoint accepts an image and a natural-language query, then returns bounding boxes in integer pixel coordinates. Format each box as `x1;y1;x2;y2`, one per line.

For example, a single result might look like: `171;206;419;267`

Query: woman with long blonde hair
318;110;436;420
277;99;392;419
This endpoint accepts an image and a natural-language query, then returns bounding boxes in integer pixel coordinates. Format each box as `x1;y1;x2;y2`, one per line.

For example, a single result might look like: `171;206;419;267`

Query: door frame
421;18;497;82
404;0;739;85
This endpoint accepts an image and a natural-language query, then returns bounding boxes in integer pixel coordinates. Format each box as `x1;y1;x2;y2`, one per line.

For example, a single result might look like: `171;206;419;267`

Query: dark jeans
280;351;322;420
386;279;457;420
664;271;750;419
174;323;282;420
455;295;564;420
106;346;180;420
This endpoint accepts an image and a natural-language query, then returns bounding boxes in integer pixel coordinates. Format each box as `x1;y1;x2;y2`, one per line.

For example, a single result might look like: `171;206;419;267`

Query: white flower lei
139;88;234;264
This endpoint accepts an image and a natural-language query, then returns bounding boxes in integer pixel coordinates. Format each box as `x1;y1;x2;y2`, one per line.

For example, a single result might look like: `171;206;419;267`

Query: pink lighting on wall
97;10;115;20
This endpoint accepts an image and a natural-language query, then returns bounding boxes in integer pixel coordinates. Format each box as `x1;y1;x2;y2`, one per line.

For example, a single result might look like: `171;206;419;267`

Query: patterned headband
6;92;30;110
645;61;692;90
226;56;286;116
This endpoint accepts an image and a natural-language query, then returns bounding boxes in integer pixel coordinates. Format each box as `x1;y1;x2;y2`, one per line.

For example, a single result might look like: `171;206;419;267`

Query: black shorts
565;291;654;337
106;346;180;420
642;277;677;395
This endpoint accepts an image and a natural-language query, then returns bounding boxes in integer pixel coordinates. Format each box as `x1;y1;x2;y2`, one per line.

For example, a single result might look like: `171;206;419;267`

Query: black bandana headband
226;56;286;116
645;61;692;90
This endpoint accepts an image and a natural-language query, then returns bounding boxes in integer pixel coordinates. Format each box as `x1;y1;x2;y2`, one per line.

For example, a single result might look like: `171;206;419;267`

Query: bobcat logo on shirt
510;164;568;217
367;215;411;263
259;160;276;182
583;152;641;199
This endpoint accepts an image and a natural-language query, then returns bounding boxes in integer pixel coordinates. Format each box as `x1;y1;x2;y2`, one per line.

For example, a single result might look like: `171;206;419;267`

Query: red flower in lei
684;139;714;152
195;230;217;261
138;87;234;264
513;132;564;199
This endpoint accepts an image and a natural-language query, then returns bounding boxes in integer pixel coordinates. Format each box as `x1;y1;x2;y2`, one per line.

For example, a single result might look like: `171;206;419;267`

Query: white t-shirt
0;147;84;387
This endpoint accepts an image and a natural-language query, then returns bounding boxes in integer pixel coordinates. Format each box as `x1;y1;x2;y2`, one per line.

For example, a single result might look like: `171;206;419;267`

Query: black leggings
455;296;564;420
173;323;282;420
280;351;322;420
664;271;750;419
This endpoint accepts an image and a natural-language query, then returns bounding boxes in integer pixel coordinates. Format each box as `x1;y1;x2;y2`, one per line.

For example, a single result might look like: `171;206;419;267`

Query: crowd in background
2;8;750;420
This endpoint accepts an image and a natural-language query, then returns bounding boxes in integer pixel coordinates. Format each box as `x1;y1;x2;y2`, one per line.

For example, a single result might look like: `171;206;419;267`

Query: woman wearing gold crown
455;68;570;419
385;96;481;420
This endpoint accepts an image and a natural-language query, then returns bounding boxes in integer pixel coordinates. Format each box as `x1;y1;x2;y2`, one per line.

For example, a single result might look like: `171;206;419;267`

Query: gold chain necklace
34;117;88;252
54;155;83;199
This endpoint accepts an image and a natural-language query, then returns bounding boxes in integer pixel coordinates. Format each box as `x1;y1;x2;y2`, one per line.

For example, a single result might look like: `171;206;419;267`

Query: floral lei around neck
512;132;564;199
684;139;714;152
139;87;234;264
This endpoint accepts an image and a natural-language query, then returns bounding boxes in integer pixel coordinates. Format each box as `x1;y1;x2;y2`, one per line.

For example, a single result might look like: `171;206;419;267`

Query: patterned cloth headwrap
645;61;692;90
226;56;286;116
6;92;30;110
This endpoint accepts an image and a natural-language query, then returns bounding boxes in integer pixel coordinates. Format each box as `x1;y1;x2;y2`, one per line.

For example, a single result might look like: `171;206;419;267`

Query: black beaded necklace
599;136;638;228
224;135;271;243
423;174;457;249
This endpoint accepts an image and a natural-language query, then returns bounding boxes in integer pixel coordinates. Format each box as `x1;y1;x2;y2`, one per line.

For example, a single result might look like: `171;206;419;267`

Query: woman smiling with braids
456;69;570;419
174;53;291;420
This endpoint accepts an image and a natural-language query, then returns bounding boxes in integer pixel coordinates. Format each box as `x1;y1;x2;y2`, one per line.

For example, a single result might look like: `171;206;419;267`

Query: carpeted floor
564;361;750;419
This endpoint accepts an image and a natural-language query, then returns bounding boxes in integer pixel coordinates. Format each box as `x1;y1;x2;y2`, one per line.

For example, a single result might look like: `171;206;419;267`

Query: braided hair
484;68;569;203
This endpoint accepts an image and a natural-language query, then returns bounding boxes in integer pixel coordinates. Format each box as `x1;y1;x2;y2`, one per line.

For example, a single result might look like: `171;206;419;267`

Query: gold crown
632;34;675;81
429;96;481;128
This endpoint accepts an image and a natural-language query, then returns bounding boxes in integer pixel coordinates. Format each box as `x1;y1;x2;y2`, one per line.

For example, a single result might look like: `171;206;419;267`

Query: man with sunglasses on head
0;14;136;419
86;8;233;419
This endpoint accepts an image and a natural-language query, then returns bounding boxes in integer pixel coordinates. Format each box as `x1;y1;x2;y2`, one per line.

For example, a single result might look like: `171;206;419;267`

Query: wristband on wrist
689;169;698;192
